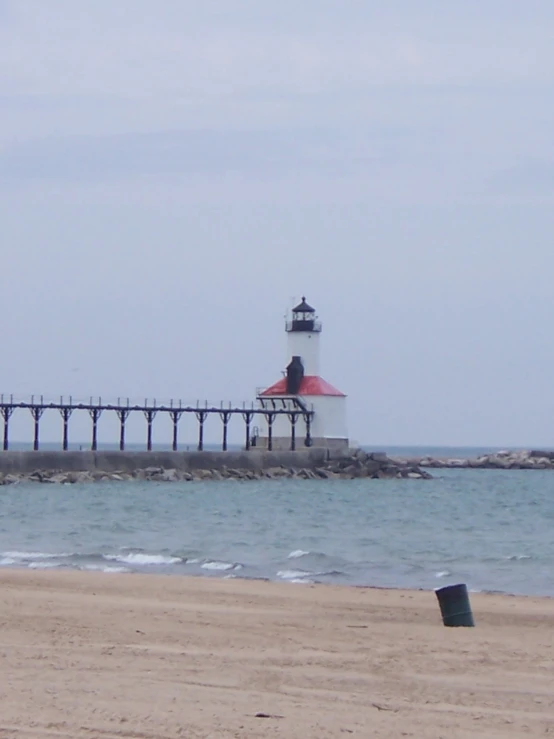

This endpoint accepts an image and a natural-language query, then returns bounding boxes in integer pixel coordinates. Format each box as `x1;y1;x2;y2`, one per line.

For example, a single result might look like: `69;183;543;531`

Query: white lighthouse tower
256;298;348;450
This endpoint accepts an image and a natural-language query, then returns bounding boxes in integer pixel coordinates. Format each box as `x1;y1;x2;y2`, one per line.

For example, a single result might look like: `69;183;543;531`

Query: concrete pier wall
0;449;329;475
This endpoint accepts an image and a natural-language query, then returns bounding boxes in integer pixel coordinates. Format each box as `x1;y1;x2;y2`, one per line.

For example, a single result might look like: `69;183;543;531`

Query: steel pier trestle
0;395;314;452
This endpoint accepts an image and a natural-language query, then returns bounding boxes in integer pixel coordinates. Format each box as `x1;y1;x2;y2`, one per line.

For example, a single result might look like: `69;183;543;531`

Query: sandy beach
1;571;553;738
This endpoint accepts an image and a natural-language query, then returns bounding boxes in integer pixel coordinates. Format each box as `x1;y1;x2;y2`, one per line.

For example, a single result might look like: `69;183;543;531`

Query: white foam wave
277;569;312;580
435;570;451;578
0;557;17;566
2;551;71;561
288;550;310;559
201;561;241;571
105;553;182;566
186;558;201;565
83;564;130;574
28;561;63;570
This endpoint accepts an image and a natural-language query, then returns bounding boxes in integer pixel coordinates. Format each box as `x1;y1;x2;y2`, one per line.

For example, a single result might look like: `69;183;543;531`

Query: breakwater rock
400;449;554;470
0;449;431;485
323;450;432;479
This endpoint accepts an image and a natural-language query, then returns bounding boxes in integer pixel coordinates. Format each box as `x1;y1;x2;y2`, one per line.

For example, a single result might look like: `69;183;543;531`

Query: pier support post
143;409;157;451
219;409;231;451
242;410;255;451
169;410;183;451
266;412;276;452
88;407;103;451
59;406;73;451
288;412;299;451
1;405;14;451
29;406;45;451
116;409;130;451
303;413;313;448
195;410;207;452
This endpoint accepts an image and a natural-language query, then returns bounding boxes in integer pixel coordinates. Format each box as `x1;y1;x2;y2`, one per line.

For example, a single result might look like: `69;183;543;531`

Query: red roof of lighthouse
260;375;346;397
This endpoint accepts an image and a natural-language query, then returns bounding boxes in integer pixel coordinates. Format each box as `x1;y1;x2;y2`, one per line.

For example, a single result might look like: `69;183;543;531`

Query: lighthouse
256;298;348;450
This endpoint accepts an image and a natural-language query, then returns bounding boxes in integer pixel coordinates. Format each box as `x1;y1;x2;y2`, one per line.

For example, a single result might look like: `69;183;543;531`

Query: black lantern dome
286;296;322;333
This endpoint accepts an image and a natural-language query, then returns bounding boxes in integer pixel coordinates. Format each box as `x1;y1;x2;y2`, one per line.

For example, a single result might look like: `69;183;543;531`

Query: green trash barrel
435;583;475;627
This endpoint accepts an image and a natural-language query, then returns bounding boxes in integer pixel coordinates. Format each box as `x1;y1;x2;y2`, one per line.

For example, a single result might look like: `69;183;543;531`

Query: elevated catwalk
0;395;314;453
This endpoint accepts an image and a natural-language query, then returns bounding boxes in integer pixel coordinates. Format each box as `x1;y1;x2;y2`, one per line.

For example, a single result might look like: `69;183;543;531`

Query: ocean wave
82;564;130;574
277;569;312;580
288;550;311;559
435;570;451;578
277;570;314;584
285;550;348;571
2;550;72;561
201;561;242;571
0;550;75;570
104;553;182;566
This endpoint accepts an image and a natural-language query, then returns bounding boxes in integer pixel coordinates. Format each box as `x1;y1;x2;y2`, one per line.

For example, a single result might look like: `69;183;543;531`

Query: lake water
1;467;553;596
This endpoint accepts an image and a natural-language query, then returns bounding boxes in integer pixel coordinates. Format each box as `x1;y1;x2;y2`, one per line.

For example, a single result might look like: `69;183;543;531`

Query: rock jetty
0;450;431;485
399;449;554;470
321;450;432;479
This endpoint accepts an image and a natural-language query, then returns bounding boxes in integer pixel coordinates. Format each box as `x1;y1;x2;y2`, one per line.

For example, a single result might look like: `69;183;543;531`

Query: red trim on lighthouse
260;375;346;397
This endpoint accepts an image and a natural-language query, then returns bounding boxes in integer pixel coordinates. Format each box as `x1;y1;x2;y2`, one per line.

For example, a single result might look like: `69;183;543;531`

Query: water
1;467;554;596
7;441;539;457
376;445;524;459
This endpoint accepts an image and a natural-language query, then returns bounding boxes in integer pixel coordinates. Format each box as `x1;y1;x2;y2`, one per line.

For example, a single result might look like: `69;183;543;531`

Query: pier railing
0;395;314;453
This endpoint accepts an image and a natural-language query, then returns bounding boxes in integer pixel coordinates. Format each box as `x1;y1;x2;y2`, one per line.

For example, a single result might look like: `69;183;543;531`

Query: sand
1;572;553;738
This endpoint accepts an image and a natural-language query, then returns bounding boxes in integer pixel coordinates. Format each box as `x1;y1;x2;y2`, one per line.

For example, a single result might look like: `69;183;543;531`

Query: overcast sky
1;0;554;448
